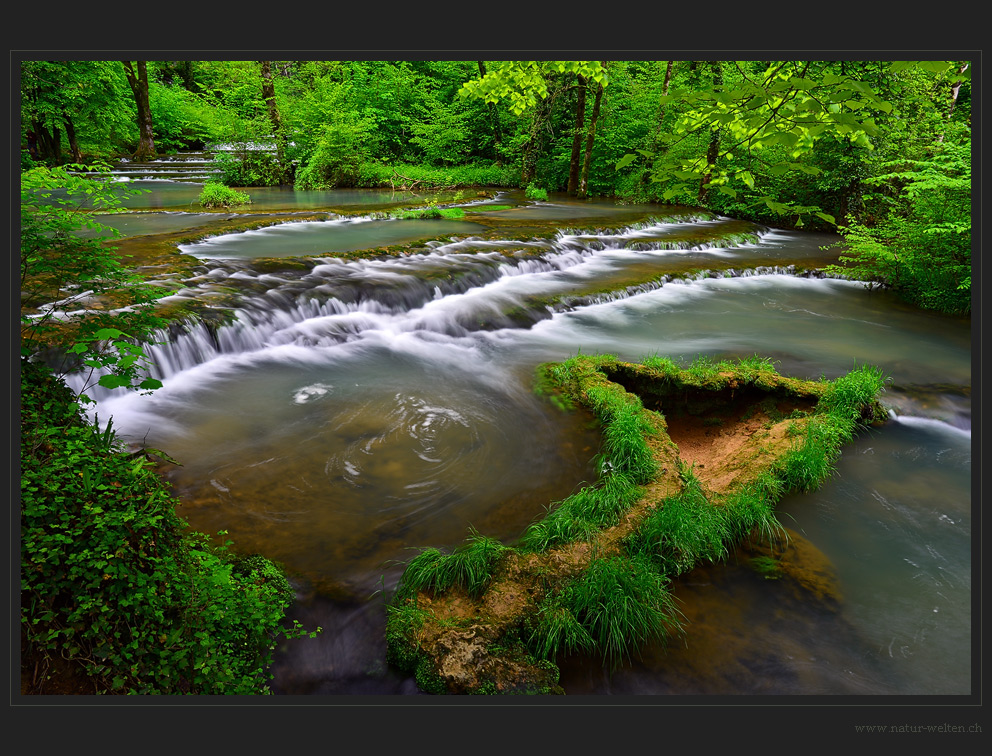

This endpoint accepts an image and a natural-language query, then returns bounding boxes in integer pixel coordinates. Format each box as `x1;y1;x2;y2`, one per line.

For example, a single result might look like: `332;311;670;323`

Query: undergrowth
20;358;318;694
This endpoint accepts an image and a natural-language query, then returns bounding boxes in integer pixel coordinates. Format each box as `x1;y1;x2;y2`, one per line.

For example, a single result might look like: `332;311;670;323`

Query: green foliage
825;131;971;314
20;165;166;403
525;183;549;200
394;529;510;600
214;149;285;187
818;363;889;423
20;359;316;694
356;161;519;189
198;181;252;208
294;109;377;189
147;80;226;152
21;60;136;164
721;474;786;544
459;61;609;116
529;555;680;664
392;201;465;220
384;602;431;673
777;365;886;492
409;102;474;166
626;466;732;575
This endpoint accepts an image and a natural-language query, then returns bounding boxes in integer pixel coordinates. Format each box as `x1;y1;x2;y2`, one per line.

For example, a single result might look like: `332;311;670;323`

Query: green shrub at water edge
198;182;252;208
20;359;317;694
525;183;549;201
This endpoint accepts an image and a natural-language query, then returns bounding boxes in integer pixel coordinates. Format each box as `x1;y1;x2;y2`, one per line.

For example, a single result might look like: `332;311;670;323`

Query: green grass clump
529;555;681;665
395;528;510;599
778;416;849;491
198;181;252;208
525;184;549;201
721;473;786;544
465;204;512;212
626;467;732;575
393;203;465;220
817;363;889;423
518;472;642;552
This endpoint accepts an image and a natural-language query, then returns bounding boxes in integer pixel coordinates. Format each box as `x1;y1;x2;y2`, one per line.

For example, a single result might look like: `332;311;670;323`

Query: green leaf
615;153;639;170
98;374;130;389
93;328;125;340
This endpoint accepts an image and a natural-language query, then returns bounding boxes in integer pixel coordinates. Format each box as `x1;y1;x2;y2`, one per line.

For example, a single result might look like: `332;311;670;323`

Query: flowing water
64;160;973;697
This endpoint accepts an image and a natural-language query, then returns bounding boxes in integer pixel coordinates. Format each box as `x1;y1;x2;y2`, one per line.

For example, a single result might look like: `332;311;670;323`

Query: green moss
748;556;784;580
386;353;888;694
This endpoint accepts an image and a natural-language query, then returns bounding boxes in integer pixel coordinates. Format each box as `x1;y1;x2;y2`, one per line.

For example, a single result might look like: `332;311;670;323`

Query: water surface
65;178;971;698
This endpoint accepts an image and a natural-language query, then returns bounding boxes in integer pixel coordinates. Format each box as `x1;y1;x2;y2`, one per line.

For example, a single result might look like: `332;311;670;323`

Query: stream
65;156;972;697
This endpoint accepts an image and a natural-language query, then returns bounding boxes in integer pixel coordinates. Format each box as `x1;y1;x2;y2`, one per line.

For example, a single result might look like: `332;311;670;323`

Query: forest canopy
19;57;972;313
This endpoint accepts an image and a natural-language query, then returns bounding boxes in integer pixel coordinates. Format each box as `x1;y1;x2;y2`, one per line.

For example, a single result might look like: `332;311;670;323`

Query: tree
121;61;156;160
567;74;588;195
616;60;899;222
459;61;609;189
578;77;605;199
21;60;134;166
258;60;289;183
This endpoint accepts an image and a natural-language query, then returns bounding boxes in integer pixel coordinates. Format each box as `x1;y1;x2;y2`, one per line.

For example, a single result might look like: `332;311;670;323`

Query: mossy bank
385;354;888;694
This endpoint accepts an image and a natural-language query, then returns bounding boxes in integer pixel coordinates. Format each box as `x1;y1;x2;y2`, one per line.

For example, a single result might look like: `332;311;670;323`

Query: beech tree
258;60;289;182
121;60;156;160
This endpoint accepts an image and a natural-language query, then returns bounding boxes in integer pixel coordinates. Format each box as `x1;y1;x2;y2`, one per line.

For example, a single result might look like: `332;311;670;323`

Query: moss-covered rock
385;354;888;694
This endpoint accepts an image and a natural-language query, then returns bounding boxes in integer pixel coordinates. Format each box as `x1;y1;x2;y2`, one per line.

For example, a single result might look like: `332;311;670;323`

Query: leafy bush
825;132;971;314
20;359;316;694
198;181;252;208
214;149;285;187
525;183;548;201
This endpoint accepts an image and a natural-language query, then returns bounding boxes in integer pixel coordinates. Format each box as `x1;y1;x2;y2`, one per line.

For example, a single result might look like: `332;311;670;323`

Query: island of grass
385;353;888;694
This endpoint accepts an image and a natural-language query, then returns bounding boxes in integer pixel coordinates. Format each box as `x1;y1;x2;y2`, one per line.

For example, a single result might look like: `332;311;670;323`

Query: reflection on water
178;217;489;259
77;183;970;697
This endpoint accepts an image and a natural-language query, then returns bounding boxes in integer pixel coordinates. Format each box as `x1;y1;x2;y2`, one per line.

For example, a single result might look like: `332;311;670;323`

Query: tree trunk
477;61;503;158
567;75;587;195
521;97;552;187
64;115;82;163
697;62;723;206
259;60;288;182
121;61;156;161
29;119;61;164
577;81;604;199
649;61;675;154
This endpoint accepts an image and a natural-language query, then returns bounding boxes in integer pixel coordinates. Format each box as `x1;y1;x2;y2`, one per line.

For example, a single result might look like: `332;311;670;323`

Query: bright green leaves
459;61;608;115
825;129;971;313
22;358;318;694
21;165;165;402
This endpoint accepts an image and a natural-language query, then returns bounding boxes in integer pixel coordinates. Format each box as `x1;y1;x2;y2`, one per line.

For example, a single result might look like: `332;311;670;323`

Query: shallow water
68;173;971;698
